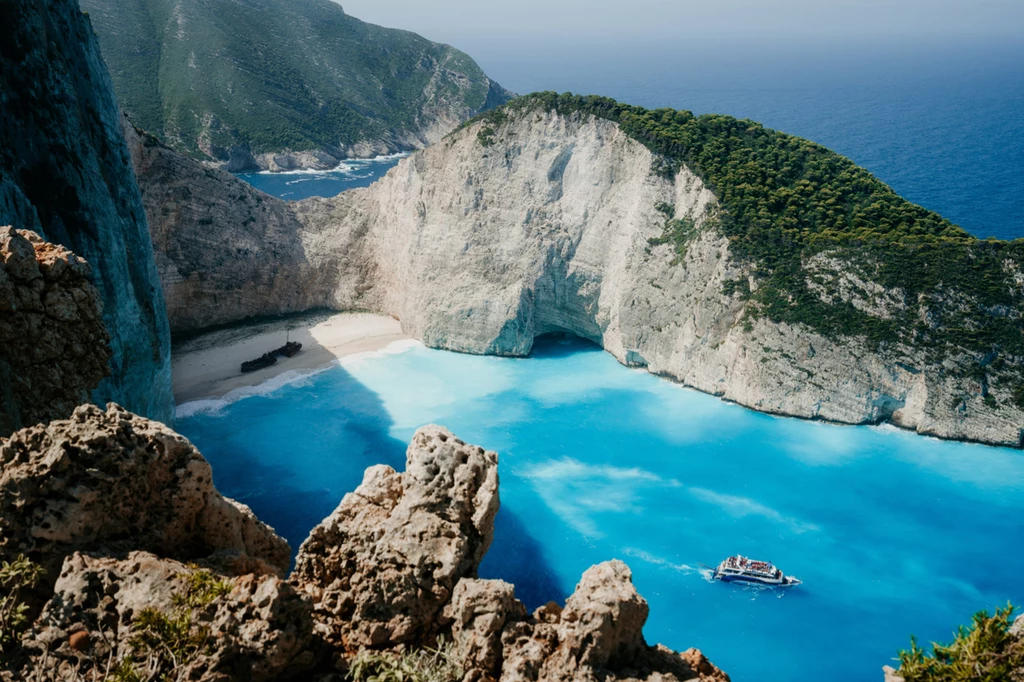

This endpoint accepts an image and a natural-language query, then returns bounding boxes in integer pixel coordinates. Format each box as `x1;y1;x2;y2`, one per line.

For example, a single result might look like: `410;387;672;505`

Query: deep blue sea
238;154;406;200
242;42;1024;241
177;338;1024;682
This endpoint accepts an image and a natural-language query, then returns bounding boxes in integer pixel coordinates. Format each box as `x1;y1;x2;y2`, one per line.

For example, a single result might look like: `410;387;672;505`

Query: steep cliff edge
125;121;333;333
296;100;1024;448
0;0;173;422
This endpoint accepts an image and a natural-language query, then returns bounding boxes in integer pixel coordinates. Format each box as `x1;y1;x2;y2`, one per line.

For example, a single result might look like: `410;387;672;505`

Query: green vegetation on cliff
473;93;1024;384
896;604;1024;681
81;0;511;161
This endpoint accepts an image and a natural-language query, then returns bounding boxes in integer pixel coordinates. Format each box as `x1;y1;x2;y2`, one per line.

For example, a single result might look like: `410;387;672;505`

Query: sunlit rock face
0;0;172;423
298;109;1024;448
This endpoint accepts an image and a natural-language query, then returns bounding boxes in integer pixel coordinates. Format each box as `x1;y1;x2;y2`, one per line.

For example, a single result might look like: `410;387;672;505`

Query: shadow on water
480;506;570;610
176;335;407;558
529;332;605;360
178;337;566;601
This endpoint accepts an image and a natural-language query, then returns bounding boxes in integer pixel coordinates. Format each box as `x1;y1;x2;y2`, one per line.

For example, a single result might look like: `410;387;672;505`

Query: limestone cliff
141;101;1024;447
0;229;111;436
0;0;173;422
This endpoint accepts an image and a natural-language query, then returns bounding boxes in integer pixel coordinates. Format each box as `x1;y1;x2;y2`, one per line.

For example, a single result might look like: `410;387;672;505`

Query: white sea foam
175;339;420;419
251;152;410;176
622;547;695;574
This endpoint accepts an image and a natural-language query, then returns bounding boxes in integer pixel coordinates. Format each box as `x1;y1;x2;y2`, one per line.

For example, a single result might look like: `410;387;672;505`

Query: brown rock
0;404;291;592
17;551;318;681
67;630;90;651
498;561;729;682
291;425;499;656
447;579;527;681
0;227;111;436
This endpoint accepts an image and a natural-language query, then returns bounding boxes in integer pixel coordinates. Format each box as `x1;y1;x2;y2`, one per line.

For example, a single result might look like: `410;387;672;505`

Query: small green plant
349;638;464;682
477;126;497;147
106;567;232;682
896;603;1024;681
0;555;45;657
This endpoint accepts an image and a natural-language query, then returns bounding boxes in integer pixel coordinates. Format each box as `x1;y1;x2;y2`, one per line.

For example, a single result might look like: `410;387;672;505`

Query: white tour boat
711;555;801;587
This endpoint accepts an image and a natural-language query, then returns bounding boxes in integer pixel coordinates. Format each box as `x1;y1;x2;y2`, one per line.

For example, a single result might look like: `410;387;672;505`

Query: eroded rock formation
291;425;500;658
494;561;729;682
0;403;290;588
0;228;110;436
16;551;317;682
0;0;173;422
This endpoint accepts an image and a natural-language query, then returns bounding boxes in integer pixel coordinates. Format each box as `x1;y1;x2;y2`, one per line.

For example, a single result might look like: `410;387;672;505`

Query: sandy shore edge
172;311;409;405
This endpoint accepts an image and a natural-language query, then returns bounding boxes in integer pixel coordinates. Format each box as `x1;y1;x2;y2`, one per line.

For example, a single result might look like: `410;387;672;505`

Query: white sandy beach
172;312;409;405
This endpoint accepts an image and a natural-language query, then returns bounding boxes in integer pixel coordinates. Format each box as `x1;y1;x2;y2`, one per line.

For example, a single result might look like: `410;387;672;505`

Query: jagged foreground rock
18;552;317;682
0;228;111;436
291;425;500;659
450;566;729;682
289;424;725;681
3;415;727;681
0;0;173;424
143;104;1024;447
0;403;291;591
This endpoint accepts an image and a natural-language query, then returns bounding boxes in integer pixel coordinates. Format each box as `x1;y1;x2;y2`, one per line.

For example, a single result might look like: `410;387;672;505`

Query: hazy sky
338;0;1024;50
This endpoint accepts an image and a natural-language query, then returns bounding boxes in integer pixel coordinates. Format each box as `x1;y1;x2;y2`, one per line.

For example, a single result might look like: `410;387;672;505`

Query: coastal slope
81;0;513;170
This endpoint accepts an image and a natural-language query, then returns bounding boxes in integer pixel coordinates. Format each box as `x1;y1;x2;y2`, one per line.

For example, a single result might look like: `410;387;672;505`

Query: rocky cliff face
0;0;173;423
140;103;1023;446
304;110;1024;448
125;121;334;333
0;403;291;587
0;229;111;436
1;412;725;682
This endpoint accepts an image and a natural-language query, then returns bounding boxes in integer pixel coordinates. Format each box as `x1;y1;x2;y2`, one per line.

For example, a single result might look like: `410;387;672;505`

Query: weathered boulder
0;403;291;588
291;425;500;658
15;551;317;681
448;579;527;681
498;561;729;682
0;228;110;436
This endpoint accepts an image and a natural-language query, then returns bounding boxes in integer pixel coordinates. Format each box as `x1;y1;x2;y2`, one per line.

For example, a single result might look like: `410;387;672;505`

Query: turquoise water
237;154;406;200
177;337;1024;681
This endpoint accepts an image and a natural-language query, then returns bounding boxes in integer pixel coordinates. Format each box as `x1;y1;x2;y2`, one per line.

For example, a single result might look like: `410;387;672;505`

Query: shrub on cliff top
107;567;232;682
897;604;1024;681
